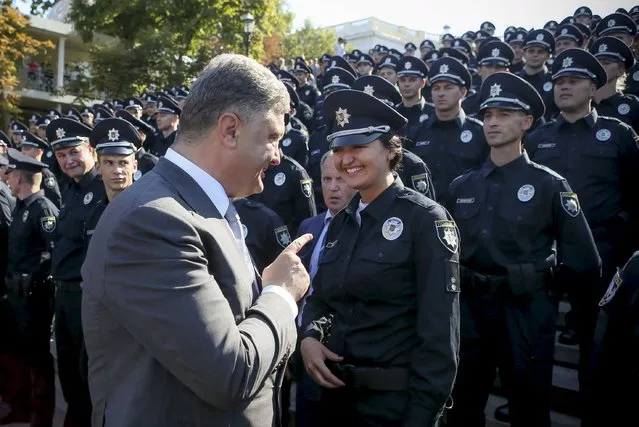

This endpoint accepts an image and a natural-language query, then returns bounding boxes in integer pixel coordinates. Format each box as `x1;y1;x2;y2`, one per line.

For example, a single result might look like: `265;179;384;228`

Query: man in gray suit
81;54;312;427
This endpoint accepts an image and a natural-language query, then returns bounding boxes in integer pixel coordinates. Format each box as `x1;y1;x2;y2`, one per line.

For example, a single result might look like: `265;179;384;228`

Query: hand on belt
326;361;409;391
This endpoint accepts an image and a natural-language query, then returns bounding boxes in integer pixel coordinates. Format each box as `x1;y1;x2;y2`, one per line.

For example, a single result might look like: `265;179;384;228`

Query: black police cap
144;93;158;104
428;57;472;90
574;6;592;18
156;95;181;115
0;130;10;148
477;41;514;68
90;118;139;156
573;22;592;39
377;55;399;70
283;81;300;111
93;104;114;123
66;107;82;121
462;31;477;42
319;53;332;63
323;89;407;149
276;69;300;89
396;56;429;77
10;121;28;134
376;45;390;54
555;24;585;45
630;6;639;17
350;49;363;59
352;75;402;107
507;30;528;45
441;33;455;42
475;30;490;40
405;42;418;51
544;20;559;31
552;48;608;89
481;21;496;31
20;131;49;151
46;109;62;119
293;61;312;74
420;39;436;50
81;107;94;117
6;148;48;173
479;72;545;120
174;88;189;100
124;97;143;110
590;36;636;70
560;16;576;25
595;13;637;37
357;53;375;66
525;29;555;53
115;110;155;143
36;116;52;129
438;47;469;65
46;118;92;149
424;50;441;65
328;55;357;76
388;48;402;59
452;38;472;56
27;113;41;124
323;67;356;92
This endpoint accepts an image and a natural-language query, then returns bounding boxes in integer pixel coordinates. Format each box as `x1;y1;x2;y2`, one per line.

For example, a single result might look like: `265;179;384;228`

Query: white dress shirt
164;148;298;317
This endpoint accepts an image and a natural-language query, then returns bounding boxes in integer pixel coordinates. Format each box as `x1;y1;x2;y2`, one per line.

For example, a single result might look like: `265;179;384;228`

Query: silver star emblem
564;199;578;214
107;128;120;141
517;33;523;40
491;48;500;57
489;83;502;97
608;19;615;28
598;43;608;53
363;85;375;96
562;57;573;68
335;107;351;127
432;53;438;59
332;75;340;84
443;228;458;248
536;33;544;41
561;28;568;35
454;40;460;46
405;61;412;69
55;128;66;139
385;57;391;63
439;64;449;74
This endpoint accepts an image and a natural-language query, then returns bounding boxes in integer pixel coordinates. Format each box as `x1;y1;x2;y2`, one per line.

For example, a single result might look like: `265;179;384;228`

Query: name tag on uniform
537;143;556;149
415;140;430;146
456;198;475;204
86;229;95;236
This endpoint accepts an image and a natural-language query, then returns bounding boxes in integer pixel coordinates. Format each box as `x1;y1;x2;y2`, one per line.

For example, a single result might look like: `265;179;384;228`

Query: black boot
494;403;510;423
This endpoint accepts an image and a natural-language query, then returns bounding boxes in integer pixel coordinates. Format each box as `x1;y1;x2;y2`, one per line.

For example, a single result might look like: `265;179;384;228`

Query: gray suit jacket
81;158;297;427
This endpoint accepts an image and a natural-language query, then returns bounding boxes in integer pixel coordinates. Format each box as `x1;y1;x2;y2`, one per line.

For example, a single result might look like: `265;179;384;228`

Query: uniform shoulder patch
44;176;56;189
599;270;623;306
300;179;313;198
560;192;581;217
40;216;57;233
467;116;484;127
435;219;459;253
274;225;291;248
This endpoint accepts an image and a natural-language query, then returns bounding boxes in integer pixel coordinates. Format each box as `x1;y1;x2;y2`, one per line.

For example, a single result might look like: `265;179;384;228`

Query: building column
56;36;66;90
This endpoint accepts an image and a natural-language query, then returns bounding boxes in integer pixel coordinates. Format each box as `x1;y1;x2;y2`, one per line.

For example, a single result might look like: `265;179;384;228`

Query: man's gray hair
320;150;333;170
177;54;290;143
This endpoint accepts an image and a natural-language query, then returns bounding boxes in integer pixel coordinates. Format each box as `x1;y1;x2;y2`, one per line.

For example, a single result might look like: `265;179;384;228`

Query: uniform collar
344;175;404;221
429;108;468;128
594;92;623;107
481;151;531;178
19;189;44;207
555;108;599;130
75;166;99;189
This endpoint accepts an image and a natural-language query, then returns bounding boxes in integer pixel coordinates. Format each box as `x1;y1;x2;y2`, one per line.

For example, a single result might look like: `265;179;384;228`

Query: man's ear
217;112;241;148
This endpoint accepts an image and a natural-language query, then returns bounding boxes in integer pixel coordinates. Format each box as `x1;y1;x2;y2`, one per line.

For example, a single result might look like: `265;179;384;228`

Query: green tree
282;19;335;63
26;0;293;98
0;1;53;123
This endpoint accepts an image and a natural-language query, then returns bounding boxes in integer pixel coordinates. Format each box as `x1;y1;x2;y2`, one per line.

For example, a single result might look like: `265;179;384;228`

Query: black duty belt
53;279;82;292
326;361;409;391
460;265;552;296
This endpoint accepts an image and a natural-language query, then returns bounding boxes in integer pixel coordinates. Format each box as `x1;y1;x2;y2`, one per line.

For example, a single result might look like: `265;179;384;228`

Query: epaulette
467;116;483;127
529;161;566;181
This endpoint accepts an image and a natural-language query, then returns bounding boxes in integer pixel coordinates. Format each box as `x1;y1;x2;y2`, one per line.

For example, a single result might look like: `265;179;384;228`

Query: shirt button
378;252;383;258
481;229;488;235
488;206;494;211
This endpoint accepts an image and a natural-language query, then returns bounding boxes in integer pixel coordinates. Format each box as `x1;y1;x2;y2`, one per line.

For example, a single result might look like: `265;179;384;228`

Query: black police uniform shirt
41;148;63;180
395;98;436;137
525;110;639;237
588;250;639;425
51;167;106;281
280;124;309;168
297;84;320;112
406;109;488;199
517;67;559;121
593;92;639;133
135;147;159;179
84;196;108;256
461;91;480;116
307;126;331;212
397;149;436;200
149;130;176;157
509;60;524;74
290;115;309;135
624;62;639;97
7;190;58;279
249;155;317;236
298;101;315;132
41;167;62;209
233;198;290;273
142;114;158;130
302;177;459;424
310;94;327;133
445;152;600;275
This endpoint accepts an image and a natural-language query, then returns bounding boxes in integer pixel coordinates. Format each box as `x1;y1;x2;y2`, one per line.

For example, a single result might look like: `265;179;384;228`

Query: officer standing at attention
376;55;399;85
395;56;435;136
517;29;559;121
554;24;584;56
351;75;436;200
46;118;105;426
445;72;600;427
586;250;639;426
4;148;59;427
115;110;159;179
18;131;62;208
281;82;310;167
300;89;460;426
149;94;180;157
590;37;639;132
525;49;639;406
407;57;487;199
84;118;139;253
293;61;321;110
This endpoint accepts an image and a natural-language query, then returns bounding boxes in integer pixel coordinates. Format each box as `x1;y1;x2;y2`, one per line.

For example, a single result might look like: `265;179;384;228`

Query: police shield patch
275;225;291;248
435;220;459;253
560;192;580;217
300;179;312;198
40;216;56;233
411;174;430;195
44;177;55;189
599;270;622;306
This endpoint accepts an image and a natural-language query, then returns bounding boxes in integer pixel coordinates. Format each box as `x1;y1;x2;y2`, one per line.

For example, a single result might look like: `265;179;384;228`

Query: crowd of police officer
1;4;639;427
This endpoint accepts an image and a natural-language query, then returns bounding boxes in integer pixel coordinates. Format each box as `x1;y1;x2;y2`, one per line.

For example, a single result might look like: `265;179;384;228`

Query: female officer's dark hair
380;134;403;171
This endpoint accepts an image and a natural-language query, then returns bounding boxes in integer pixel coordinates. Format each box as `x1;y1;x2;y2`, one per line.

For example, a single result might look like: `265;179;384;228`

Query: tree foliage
0;2;53;116
282;19;335;63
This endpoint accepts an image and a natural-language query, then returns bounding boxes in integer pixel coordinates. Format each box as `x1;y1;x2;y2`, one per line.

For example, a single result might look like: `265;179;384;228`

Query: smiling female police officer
300;89;460;427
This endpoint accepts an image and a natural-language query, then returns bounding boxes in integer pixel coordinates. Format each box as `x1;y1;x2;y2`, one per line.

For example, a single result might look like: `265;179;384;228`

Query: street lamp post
242;12;255;57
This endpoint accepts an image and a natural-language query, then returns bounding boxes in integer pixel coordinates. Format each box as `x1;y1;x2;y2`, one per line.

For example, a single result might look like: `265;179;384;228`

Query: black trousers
54;289;92;427
446;289;557;427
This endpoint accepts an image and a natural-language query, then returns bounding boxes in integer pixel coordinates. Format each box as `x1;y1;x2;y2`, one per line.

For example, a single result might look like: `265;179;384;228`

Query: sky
286;0;635;36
